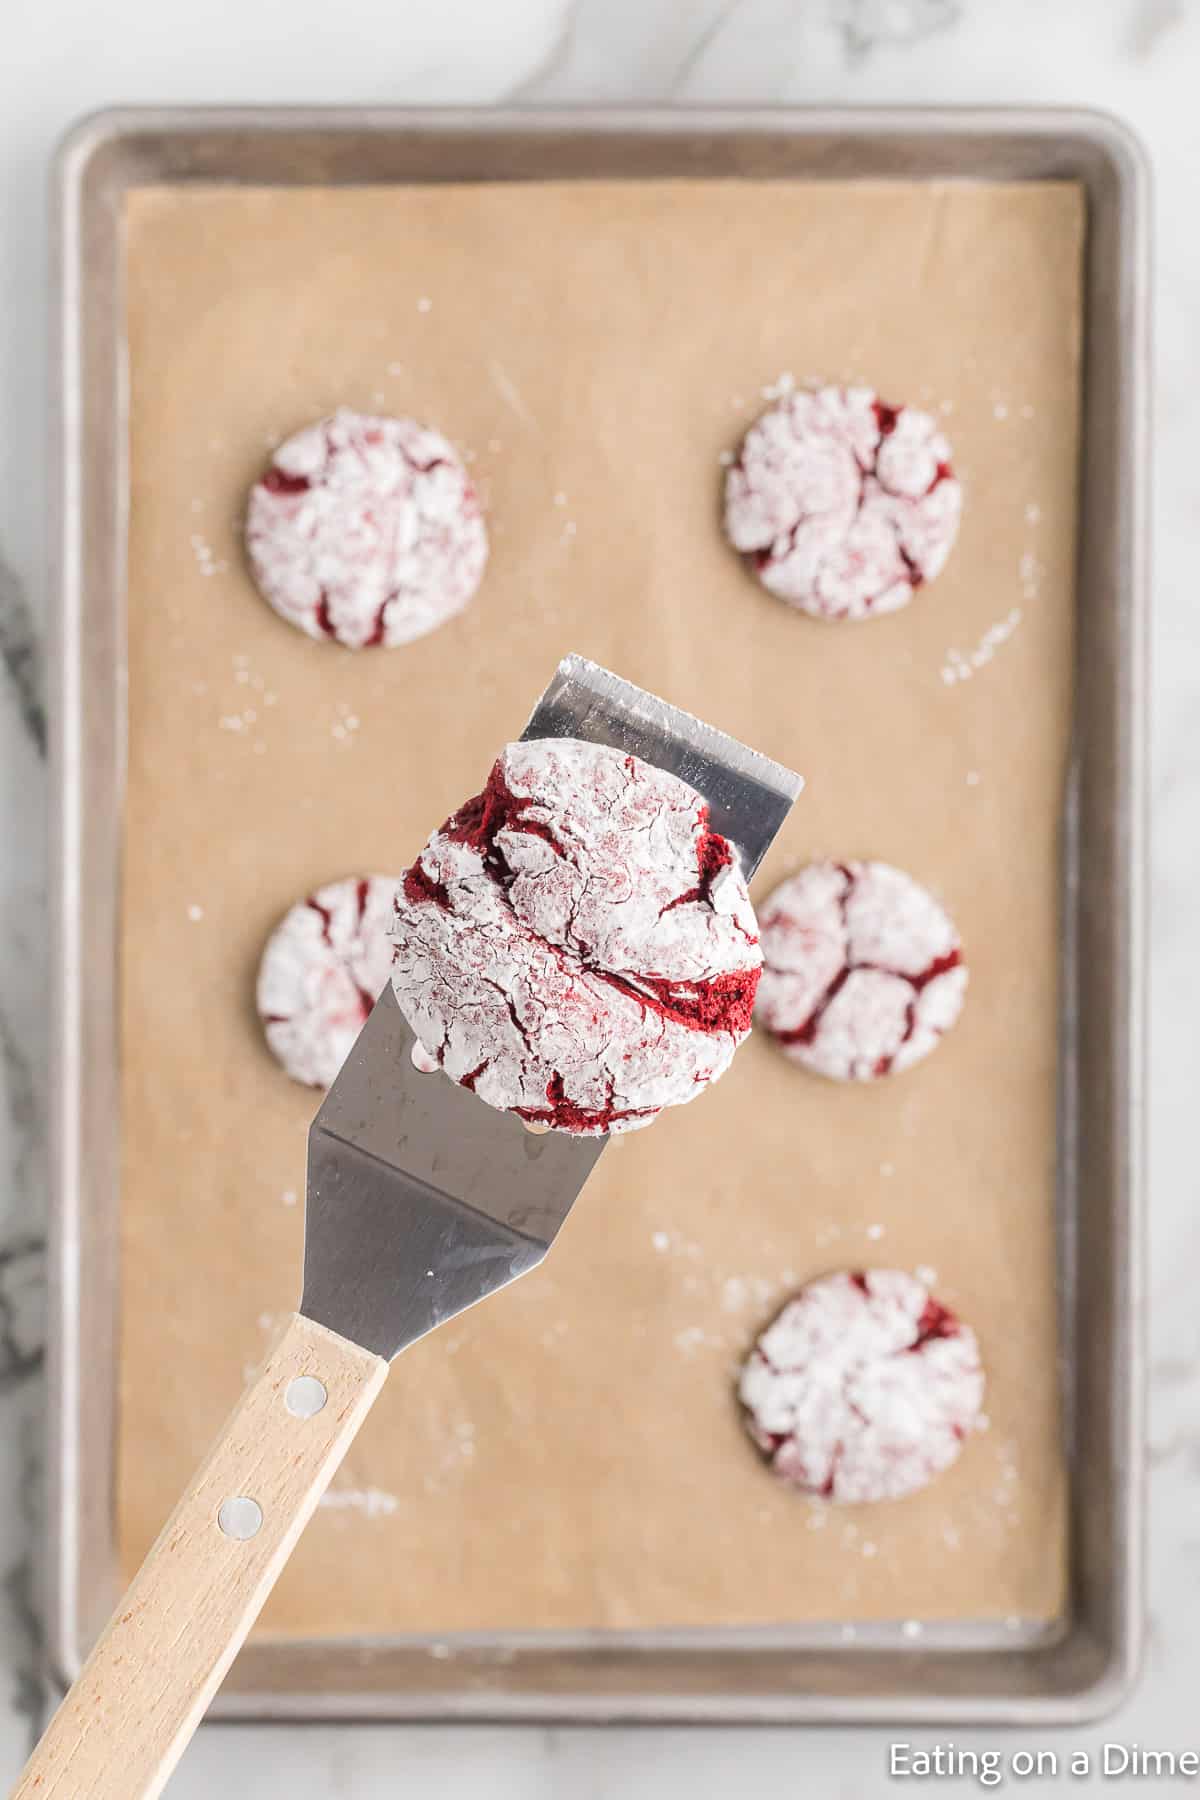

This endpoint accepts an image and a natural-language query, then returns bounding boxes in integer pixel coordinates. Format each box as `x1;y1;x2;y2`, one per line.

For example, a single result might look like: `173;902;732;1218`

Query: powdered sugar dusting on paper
419;1419;483;1494
1019;549;1044;601
739;1269;985;1504
756;860;967;1082
718;1272;792;1317
676;1324;725;1356
330;700;361;747
940;607;1023;685
245;408;487;649
650;1230;703;1261
724;385;961;621
189;532;229;578
319;1486;400;1520
391;738;762;1135
760;370;797;402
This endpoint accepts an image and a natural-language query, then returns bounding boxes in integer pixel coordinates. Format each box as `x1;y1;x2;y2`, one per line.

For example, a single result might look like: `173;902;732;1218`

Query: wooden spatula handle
14;1312;387;1800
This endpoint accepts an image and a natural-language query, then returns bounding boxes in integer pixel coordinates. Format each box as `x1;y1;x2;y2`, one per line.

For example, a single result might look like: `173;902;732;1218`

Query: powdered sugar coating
724;386;961;620
739;1269;985;1503
257;875;399;1088
245;409;487;648
390;738;762;1134
755;860;966;1082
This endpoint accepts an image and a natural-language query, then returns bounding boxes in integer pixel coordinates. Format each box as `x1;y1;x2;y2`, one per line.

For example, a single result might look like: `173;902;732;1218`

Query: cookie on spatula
391;737;762;1134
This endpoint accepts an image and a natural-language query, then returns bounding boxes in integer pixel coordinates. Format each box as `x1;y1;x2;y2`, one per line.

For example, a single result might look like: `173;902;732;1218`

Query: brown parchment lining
120;178;1082;1638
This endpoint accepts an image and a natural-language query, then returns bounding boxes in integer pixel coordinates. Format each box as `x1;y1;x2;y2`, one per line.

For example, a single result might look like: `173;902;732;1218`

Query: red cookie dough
739;1269;985;1503
257;874;399;1089
724;385;961;621
755;860;967;1081
245;409;487;648
390;738;762;1135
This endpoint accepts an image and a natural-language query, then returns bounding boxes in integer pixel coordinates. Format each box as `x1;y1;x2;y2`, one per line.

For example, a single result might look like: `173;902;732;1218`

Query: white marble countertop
0;1;1185;1793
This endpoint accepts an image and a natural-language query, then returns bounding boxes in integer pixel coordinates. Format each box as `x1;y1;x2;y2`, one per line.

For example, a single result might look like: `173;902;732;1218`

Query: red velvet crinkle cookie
390;738;762;1135
739;1269;985;1503
724;385;961;620
257;875;399;1089
245;409;487;648
755;860;967;1081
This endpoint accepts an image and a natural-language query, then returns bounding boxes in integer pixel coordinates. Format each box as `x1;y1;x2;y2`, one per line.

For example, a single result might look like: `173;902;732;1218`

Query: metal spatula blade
523;654;800;881
303;987;605;1357
16;658;801;1798
303;654;802;1361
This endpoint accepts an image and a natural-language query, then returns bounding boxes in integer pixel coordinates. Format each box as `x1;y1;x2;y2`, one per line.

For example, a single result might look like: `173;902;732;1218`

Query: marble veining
0;0;1186;1793
0;556;44;759
834;0;963;63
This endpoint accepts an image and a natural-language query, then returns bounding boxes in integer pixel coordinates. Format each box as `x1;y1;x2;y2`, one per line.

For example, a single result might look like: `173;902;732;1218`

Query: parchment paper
120;178;1082;1636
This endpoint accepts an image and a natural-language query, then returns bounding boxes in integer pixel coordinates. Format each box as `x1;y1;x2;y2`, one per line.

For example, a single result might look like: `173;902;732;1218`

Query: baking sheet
120;176;1082;1639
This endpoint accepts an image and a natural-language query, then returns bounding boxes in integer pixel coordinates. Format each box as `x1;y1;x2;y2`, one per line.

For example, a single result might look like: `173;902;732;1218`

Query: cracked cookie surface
739;1269;985;1504
257;874;399;1089
724;385;961;620
245;408;487;648
390;738;762;1134
755;859;967;1081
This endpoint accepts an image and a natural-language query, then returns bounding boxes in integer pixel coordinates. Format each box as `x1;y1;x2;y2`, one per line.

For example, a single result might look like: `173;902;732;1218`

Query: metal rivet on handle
218;1496;263;1540
285;1375;328;1419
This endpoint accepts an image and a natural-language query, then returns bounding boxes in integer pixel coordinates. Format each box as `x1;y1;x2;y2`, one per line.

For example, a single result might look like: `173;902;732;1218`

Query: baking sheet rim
47;102;1149;1724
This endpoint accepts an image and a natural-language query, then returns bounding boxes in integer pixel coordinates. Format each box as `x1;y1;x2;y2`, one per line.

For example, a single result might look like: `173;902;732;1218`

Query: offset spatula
17;656;800;1800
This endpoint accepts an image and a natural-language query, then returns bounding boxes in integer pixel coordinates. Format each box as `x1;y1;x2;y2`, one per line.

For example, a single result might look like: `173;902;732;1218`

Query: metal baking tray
48;105;1148;1724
